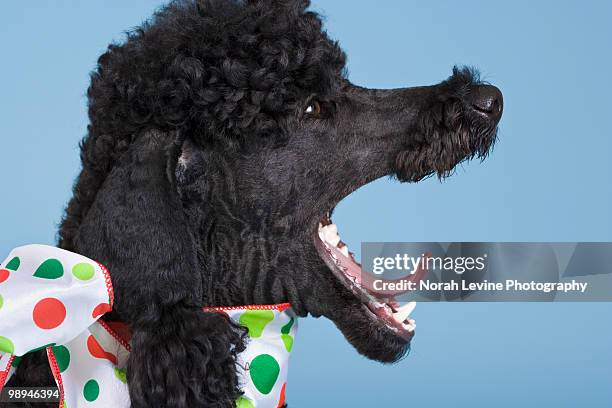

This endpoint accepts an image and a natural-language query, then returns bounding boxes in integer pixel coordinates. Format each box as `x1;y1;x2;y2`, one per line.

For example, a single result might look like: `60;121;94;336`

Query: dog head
66;0;502;364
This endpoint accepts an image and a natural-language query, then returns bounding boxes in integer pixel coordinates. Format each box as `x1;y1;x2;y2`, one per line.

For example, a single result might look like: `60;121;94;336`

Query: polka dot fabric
46;321;131;407
0;245;112;356
221;304;297;408
0;245;296;408
49;306;296;408
0;245;114;405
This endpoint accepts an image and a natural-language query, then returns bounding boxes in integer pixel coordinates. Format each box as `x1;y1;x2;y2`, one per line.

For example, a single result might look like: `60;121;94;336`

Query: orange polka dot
32;298;66;329
87;335;118;365
0;269;10;284
92;303;112;318
277;383;286;407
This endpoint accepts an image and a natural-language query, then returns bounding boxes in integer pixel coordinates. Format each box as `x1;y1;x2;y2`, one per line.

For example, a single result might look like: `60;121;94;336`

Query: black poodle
9;0;502;406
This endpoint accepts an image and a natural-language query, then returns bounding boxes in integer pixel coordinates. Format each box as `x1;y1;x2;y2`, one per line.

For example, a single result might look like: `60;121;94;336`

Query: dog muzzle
0;245;297;408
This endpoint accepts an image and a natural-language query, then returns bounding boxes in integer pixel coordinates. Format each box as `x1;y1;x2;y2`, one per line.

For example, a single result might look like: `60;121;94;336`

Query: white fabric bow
0;245;296;408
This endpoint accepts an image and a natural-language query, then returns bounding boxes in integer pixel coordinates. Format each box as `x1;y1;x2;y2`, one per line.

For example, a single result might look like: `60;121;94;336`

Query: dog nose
470;85;503;122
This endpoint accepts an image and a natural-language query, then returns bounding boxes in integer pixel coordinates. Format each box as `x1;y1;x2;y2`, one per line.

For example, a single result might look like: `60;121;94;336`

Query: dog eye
304;100;322;117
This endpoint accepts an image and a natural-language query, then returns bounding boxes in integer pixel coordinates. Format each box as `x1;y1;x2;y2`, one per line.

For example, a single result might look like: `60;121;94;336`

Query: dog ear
74;129;201;313
72;129;246;407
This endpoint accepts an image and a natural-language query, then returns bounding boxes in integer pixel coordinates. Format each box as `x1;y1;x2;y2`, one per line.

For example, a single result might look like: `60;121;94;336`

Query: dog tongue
327;245;426;298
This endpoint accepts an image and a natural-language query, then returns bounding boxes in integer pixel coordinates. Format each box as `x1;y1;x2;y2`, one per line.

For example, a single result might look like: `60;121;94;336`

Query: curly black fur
59;0;345;253
9;1;501;406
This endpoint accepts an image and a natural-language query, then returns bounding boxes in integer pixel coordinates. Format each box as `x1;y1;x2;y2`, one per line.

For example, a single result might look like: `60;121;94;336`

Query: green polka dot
249;354;280;395
33;259;64;279
236;396;255;408
83;379;100;402
0;294;3;310
281;334;294;352
239;310;274;338
52;345;70;372
280;317;294;352
11;355;21;367
5;257;20;271
71;263;95;281
113;367;127;383
281;317;294;335
0;336;14;354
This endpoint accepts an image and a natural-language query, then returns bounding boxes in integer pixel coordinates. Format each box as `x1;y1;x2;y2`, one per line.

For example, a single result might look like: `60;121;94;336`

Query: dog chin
332;302;411;363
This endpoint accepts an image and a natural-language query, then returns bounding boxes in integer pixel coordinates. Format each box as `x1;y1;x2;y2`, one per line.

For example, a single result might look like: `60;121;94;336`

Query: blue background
1;1;611;406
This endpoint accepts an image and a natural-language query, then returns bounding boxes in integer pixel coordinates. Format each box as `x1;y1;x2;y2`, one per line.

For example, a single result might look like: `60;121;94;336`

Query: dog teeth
392;301;416;324
319;223;341;247
324;227;340;246
327;234;340;247
318;218;416;332
404;322;416;332
318;221;354;257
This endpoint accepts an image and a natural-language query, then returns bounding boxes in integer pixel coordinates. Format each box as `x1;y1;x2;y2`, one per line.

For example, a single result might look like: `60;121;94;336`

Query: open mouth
313;212;420;340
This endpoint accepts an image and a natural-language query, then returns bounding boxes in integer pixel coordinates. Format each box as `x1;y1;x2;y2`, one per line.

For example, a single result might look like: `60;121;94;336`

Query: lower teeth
319;220;417;333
